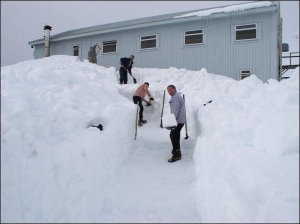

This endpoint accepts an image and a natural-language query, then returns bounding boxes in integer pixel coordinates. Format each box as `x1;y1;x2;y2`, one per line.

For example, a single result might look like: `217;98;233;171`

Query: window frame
102;40;118;55
240;70;252;80
235;23;257;41
139;34;158;51
184;29;204;46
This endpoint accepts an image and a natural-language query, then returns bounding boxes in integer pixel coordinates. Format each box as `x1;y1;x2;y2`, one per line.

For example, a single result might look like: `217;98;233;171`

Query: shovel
127;70;137;83
131;75;137;84
183;94;189;140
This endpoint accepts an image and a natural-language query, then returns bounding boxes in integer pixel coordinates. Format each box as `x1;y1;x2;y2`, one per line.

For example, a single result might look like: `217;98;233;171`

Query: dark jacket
120;57;133;74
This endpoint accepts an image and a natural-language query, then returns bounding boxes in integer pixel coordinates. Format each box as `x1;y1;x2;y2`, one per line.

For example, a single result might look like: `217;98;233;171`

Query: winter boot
168;149;181;162
138;120;143;126
139;119;147;124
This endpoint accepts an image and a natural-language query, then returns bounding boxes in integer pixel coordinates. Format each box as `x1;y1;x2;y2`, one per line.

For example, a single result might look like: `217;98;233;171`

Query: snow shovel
131;75;137;84
127;71;137;84
183;94;189;140
160;90;166;128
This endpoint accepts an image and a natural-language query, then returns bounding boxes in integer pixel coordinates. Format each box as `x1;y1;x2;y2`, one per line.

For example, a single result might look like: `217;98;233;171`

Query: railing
282;52;299;67
281;52;299;77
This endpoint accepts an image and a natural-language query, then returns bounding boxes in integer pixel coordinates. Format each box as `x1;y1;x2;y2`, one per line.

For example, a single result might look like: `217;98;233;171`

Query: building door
73;46;79;56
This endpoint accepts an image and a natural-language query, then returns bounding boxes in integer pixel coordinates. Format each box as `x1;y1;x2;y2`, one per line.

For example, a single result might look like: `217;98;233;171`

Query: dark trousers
133;96;143;120
119;68;128;84
170;123;184;153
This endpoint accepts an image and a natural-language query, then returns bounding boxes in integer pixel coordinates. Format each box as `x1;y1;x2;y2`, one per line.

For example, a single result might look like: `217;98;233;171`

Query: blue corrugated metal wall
34;10;278;82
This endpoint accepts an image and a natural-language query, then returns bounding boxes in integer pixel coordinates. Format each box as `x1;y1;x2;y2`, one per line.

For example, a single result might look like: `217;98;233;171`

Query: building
28;1;284;82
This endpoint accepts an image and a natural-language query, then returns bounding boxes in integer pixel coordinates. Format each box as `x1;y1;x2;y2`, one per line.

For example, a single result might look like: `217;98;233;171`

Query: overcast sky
1;1;299;67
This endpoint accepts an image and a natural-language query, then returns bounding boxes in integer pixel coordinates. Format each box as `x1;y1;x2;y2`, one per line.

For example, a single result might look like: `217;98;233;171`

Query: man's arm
144;85;150;96
95;43;101;55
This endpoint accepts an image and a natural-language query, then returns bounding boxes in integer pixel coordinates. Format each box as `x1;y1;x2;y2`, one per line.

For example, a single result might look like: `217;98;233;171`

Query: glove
149;96;154;101
146;100;152;106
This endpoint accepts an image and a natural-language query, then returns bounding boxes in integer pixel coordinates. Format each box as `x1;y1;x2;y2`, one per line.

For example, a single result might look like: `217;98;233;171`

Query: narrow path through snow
98;120;200;222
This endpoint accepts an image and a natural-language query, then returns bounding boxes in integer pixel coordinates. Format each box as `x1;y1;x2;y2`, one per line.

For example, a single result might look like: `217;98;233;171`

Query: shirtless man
132;82;154;126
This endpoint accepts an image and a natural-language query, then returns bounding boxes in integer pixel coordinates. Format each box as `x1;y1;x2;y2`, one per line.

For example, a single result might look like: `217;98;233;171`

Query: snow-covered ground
1;55;299;223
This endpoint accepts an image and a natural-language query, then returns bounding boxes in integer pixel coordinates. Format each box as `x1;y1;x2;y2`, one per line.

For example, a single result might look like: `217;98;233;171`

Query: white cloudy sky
1;1;299;67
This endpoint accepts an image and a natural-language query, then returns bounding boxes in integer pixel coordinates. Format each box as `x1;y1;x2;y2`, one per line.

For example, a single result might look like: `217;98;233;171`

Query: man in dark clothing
88;43;101;64
119;55;135;84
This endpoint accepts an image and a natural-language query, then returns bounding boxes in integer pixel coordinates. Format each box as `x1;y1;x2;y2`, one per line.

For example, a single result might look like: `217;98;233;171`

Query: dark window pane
241;70;251;74
103;44;116;53
185;34;203;44
236;29;256;40
141;39;156;49
236;24;256;30
141;35;156;40
241;74;250;79
186;30;202;35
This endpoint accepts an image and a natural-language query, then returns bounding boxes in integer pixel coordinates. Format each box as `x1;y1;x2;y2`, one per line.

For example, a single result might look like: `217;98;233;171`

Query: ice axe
183;94;189;140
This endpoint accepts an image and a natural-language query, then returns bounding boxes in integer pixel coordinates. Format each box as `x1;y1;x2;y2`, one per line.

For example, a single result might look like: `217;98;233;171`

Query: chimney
44;25;52;57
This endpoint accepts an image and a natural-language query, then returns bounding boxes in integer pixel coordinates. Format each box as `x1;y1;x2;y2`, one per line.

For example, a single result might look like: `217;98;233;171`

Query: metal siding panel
32;9;277;82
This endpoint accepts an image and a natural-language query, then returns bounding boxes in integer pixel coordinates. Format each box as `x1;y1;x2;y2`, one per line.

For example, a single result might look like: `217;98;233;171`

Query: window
102;40;117;54
185;30;203;45
73;46;79;56
241;70;251;79
140;35;157;50
235;24;257;41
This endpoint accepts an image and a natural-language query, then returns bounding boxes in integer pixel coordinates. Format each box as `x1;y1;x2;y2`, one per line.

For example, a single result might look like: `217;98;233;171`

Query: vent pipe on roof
44;25;52;57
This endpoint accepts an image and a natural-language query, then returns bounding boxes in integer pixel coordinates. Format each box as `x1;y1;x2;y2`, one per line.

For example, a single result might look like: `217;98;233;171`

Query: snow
1;55;299;223
174;1;273;19
162;113;177;127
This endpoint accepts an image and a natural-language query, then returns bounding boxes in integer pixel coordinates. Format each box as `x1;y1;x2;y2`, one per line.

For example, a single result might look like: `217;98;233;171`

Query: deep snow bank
1;56;136;222
1;56;299;222
132;66;299;222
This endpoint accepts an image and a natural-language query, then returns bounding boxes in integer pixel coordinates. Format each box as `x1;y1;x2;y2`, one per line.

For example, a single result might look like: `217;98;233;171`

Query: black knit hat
144;82;149;86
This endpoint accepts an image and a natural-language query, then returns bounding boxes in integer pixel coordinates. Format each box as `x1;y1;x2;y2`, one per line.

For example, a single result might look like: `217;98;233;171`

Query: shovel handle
160;90;166;128
183;94;189;139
